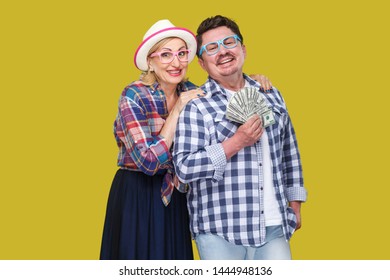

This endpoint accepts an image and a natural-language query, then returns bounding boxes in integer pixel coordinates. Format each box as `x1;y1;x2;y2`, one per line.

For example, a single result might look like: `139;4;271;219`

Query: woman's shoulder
123;80;146;93
121;80;152;100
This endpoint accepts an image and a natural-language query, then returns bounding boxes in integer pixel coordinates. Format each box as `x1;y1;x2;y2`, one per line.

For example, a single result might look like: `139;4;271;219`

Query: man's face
198;26;246;80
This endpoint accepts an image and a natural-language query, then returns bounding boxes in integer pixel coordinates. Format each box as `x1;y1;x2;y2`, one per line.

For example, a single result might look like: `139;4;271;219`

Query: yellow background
1;0;389;259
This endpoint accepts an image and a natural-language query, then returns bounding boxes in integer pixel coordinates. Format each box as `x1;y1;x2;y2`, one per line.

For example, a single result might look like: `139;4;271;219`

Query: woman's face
148;38;189;87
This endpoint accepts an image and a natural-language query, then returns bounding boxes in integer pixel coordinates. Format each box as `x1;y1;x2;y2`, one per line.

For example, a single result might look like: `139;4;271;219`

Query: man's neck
214;73;245;92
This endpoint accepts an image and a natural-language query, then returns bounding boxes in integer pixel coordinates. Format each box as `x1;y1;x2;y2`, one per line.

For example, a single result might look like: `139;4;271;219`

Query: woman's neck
160;84;178;113
160;82;177;97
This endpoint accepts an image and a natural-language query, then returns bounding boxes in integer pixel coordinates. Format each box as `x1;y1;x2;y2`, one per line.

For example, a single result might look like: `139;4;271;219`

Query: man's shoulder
261;87;291;116
263;86;284;102
182;80;198;90
188;93;216;108
183;92;223;119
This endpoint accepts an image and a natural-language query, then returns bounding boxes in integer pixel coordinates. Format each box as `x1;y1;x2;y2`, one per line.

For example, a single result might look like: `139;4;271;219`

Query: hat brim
134;27;197;71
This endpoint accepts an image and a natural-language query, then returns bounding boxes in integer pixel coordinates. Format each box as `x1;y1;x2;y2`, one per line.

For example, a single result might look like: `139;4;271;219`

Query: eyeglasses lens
159;50;189;63
205;36;239;55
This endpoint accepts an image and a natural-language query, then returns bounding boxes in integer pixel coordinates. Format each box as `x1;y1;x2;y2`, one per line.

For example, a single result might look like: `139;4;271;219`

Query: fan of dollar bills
226;87;275;127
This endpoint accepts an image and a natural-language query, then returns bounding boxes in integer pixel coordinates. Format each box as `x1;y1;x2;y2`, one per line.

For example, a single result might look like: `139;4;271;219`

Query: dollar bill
226;87;275;128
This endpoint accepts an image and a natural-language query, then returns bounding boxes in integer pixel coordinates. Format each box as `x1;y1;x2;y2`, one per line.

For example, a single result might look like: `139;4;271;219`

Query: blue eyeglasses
198;34;242;56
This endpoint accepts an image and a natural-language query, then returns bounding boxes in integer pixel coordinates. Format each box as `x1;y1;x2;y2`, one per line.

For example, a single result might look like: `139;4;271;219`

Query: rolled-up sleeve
276;89;307;202
204;144;226;181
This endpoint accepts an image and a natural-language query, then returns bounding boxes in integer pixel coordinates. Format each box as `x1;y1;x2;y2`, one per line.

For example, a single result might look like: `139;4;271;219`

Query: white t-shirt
226;83;282;226
261;131;282;226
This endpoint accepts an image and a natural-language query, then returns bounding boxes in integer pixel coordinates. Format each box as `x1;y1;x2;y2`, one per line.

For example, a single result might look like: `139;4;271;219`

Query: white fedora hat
134;19;197;71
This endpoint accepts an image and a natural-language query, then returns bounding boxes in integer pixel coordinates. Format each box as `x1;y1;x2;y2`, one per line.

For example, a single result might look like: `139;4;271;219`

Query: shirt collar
202;74;261;98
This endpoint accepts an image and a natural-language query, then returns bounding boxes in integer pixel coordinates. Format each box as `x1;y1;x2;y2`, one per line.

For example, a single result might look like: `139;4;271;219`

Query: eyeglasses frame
149;49;191;64
198;34;242;56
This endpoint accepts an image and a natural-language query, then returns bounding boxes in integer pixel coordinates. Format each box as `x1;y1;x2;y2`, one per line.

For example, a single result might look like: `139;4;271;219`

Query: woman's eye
161;52;172;58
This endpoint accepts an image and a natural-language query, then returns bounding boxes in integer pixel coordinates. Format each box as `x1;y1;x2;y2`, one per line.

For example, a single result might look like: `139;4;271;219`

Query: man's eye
206;44;218;51
224;38;235;45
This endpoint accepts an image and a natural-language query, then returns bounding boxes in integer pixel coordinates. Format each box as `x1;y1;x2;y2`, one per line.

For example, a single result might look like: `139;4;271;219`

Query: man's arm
173;102;225;183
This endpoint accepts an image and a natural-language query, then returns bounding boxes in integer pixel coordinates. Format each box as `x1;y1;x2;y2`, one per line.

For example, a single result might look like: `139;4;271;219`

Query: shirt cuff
205;143;226;181
286;186;307;202
150;136;171;165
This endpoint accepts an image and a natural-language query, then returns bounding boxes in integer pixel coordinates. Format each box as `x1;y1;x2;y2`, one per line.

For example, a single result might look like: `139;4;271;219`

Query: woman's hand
249;74;273;92
174;88;205;113
161;88;205;148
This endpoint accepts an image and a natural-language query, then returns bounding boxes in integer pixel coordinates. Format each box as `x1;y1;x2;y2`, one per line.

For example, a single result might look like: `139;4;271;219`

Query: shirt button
260;187;263;190
259;162;262;166
261;211;264;214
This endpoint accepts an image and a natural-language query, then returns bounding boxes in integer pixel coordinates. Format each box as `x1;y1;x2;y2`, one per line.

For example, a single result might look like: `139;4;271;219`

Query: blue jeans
195;225;291;260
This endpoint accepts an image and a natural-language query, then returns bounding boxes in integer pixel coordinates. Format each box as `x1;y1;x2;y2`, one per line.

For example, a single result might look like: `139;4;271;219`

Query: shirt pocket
211;112;237;142
266;105;287;145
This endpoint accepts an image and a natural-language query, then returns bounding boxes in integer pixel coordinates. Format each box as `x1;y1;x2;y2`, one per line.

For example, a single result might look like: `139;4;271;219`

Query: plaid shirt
173;75;307;246
114;80;197;206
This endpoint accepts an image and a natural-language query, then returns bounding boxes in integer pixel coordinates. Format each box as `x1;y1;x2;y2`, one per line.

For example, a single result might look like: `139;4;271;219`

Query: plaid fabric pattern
173;75;307;246
114;80;197;206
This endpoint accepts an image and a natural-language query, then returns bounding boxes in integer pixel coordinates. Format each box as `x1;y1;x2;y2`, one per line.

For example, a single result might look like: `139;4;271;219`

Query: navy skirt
100;169;193;260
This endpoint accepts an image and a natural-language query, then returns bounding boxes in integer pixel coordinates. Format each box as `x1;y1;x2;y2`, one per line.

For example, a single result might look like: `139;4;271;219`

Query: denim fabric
195;225;291;260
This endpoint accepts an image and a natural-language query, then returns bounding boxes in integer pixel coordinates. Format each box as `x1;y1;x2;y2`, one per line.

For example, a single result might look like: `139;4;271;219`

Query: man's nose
219;44;228;54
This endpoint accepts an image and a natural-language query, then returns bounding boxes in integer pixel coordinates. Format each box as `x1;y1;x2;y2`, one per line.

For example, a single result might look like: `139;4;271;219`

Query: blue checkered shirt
173;75;307;246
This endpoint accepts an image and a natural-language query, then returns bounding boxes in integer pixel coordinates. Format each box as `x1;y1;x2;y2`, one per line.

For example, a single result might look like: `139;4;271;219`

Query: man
173;15;307;260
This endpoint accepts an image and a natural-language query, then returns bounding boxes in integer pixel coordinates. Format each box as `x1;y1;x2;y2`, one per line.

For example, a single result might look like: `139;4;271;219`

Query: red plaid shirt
114;80;198;206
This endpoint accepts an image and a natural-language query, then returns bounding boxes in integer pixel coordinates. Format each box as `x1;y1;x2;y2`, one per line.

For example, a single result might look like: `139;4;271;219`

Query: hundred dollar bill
260;109;276;127
226;87;275;127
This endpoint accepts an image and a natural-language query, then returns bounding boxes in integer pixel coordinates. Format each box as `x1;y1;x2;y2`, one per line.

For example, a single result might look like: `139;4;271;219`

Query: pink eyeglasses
150;49;191;64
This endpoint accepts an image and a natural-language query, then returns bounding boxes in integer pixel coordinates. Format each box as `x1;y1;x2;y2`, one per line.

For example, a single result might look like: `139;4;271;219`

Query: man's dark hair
196;15;244;57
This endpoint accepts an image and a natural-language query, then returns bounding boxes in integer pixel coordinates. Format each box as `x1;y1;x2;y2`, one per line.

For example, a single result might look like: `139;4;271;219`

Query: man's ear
242;44;247;58
198;58;206;71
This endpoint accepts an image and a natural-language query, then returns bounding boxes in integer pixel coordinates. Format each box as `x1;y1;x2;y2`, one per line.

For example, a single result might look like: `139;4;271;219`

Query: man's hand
290;201;302;230
222;115;264;160
235;114;264;147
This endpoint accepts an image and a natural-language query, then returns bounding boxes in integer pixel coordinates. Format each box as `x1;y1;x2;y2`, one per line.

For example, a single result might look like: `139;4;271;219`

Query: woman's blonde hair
140;37;188;86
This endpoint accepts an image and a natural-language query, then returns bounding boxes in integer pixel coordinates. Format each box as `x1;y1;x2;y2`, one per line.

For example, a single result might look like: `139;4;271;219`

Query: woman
100;19;272;260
